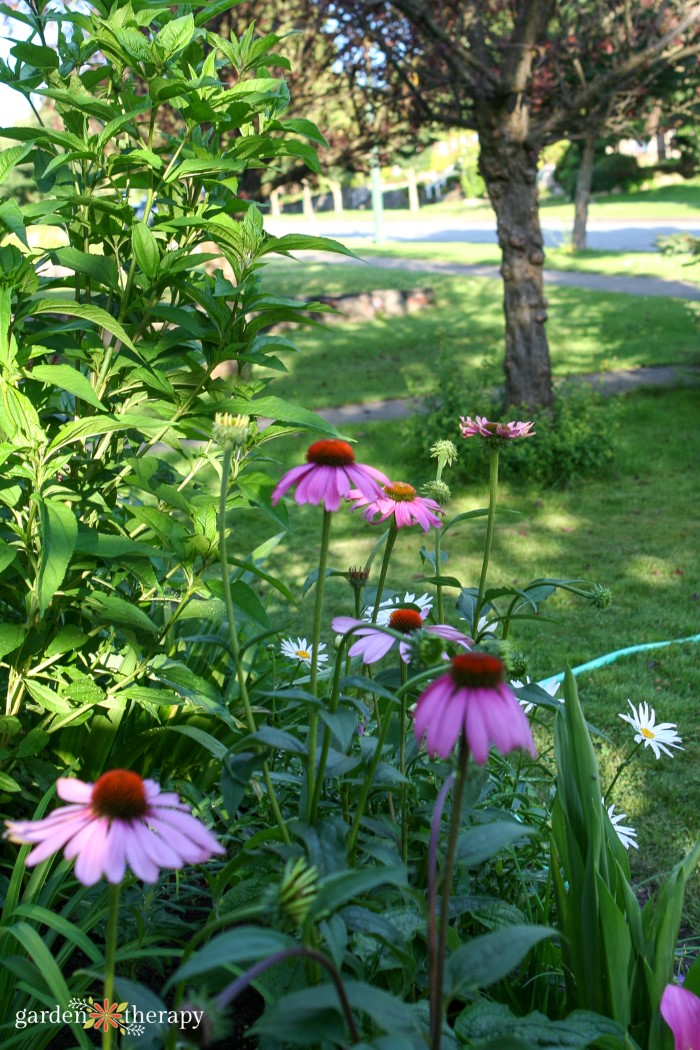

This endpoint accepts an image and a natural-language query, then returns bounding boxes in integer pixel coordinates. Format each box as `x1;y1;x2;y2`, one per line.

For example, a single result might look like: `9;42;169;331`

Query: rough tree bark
478;100;552;409
572;133;597;251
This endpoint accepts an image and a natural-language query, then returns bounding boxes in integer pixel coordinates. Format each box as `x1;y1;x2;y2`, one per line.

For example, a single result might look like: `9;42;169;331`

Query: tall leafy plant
0;0;349;793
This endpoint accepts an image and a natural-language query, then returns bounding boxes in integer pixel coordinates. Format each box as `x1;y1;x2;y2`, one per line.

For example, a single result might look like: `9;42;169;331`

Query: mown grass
258;261;700;408
231;385;700;924
357;242;700;287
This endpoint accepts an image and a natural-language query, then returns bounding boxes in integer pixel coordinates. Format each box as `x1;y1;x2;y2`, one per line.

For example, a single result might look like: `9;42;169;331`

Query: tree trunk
269;187;281;216
478;105;552;409
572;134;596;251
407;166;420;212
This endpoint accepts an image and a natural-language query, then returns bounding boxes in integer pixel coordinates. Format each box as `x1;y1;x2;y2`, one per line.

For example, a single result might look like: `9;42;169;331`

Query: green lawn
356;242;700;287
259;261;700;408
232;385;700;926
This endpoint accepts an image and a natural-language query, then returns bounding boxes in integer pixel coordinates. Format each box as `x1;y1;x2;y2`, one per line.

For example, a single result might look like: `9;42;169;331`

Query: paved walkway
305;251;700;301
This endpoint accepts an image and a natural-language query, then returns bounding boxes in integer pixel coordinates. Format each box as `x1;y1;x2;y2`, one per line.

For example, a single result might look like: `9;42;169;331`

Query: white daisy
457;612;498;637
605;801;639;851
511;675;562;715
280;637;328;668
363;592;433;626
618;700;684;760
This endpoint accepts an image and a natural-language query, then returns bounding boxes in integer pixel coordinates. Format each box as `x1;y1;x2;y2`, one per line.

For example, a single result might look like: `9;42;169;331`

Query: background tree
321;0;700;408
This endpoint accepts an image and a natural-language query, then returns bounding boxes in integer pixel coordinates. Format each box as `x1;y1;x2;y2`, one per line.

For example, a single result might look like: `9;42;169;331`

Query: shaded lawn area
230;386;700;925
259;262;700;408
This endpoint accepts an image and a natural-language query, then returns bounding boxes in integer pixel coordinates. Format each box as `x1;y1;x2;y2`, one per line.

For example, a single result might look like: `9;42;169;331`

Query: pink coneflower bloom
413;652;537;762
459;415;535;441
660;983;700;1049
333;608;472;665
348;481;443;531
271;439;389;512
5;770;224;886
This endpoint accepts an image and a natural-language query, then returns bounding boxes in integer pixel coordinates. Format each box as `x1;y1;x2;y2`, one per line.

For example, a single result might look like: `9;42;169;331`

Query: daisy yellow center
641;727;655;739
450;652;504;688
296;649;311;660
383;482;416;502
388;608;424;633
306;439;355;466
92;769;148;820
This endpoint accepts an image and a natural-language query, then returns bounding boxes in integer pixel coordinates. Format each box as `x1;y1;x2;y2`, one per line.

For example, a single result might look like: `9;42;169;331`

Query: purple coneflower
413;652;537;763
660;983;700;1050
348;481;443;531
5;770;224;886
460;416;535;441
271;439;389;512
333;608;471;665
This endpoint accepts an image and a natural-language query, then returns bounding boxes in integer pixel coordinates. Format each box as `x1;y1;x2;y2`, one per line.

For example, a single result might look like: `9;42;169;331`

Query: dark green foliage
555;143;646;199
403;360;618;487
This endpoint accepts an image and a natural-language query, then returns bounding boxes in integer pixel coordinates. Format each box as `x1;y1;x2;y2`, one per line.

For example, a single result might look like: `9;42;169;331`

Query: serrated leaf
0;624;24;658
83;593;158;636
132;220;159;280
446;925;555;996
26;300;136;352
29;364;105;411
37;498;78;615
0;144;33;186
154;13;195;57
458;821;535;867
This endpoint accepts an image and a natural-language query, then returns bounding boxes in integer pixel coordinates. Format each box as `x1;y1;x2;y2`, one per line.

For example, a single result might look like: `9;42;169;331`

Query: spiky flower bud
590;584;613;609
213;412;250;448
415;631;447;666
276;857;318;929
421;479;452;505
500;643;528;680
176;996;226;1048
430;439;459;467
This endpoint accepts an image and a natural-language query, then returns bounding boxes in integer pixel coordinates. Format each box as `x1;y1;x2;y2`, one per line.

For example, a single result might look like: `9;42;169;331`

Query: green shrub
403;359;619;488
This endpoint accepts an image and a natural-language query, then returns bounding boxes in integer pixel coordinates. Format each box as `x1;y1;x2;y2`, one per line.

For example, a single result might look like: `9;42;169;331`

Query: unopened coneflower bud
501;644;528;680
347;566;370;591
213;412;250;448
421;479;452;505
590;584;613;609
415;631;446;666
430;439;459;467
277;857;318;929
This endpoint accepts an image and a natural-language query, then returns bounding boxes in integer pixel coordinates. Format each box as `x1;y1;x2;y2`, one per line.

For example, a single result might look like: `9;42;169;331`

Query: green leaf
259;233;358;260
162;724;229;760
0;199;28;247
37;498;78;615
0;624;24;659
312;867;407;919
446;925;555;995
24;679;71;713
49;246;120;291
458;822;536;867
154;13;195;57
166;926;295;987
29;364;105;410
26;300;136;352
83;593;158;636
0;770;21;792
11;41;59;68
216;394;341;439
132;220;159;280
0;144;33;186
455;1001;627;1047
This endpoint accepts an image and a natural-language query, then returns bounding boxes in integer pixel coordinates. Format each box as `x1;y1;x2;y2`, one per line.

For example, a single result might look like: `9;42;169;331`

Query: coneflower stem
306;509;333;820
399;659;409;864
474;447;499;636
102;883;120;1050
432;739;469;1050
219;447;289;845
371;525;397;623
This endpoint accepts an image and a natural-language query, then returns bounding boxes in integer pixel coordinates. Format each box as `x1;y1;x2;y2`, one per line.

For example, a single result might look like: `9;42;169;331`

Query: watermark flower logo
86;998;126;1033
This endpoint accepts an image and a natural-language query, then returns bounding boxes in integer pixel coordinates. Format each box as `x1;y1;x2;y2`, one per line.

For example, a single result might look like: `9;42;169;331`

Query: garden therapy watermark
14;997;204;1036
